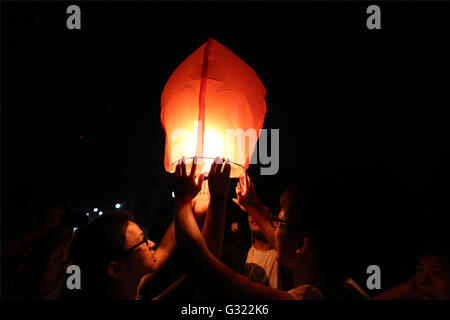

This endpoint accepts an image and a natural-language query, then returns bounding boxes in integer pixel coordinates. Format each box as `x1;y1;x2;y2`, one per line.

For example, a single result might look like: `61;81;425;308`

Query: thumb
197;174;205;187
232;198;246;212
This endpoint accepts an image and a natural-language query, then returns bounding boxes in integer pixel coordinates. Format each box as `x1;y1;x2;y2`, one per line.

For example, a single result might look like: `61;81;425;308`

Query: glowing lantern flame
161;38;267;177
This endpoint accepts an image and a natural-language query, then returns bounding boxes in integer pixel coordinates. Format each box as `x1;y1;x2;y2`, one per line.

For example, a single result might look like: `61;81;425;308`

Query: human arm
373;277;423;300
200;157;230;259
173;158;294;300
152;221;176;272
143;179;212;280
137;159;211;297
232;173;275;247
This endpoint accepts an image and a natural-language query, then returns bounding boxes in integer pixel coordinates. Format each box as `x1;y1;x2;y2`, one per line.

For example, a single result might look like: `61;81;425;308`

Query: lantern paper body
161;38;267;177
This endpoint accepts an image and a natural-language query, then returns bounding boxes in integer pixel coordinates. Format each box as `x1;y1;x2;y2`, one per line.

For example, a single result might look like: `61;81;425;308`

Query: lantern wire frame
169;156;246;178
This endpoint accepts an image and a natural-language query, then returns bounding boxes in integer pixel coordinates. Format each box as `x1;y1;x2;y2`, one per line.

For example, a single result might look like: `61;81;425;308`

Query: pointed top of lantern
161;38;267;178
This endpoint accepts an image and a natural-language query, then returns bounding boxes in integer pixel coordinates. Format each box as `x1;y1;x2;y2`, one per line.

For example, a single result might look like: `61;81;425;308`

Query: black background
2;1;450;292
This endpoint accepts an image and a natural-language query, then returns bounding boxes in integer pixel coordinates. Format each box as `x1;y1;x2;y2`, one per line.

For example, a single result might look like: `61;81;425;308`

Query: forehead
419;255;446;268
278;208;287;220
125;221;143;243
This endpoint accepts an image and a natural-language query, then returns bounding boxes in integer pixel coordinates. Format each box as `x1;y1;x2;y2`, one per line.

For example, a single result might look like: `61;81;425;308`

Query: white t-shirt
244;246;279;289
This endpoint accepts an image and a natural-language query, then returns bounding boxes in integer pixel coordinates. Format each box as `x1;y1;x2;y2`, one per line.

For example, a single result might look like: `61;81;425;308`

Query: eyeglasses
270;215;299;232
118;234;149;259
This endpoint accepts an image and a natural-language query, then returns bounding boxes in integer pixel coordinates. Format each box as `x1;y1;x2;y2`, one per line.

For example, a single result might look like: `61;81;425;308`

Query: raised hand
174;156;204;202
207;157;231;203
232;172;262;212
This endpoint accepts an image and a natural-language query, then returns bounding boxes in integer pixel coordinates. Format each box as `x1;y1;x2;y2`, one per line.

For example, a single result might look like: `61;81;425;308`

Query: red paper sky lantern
161;38;267;178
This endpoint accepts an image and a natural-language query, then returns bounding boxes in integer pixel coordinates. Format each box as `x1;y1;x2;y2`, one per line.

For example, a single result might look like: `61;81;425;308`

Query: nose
421;274;432;286
147;240;156;250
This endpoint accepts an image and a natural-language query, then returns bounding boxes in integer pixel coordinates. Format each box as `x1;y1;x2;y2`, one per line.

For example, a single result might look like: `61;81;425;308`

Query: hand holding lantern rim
207;157;231;203
174;156;231;202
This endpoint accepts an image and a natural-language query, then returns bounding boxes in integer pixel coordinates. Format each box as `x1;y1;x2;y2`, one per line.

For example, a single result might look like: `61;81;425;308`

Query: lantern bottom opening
169;156;246;178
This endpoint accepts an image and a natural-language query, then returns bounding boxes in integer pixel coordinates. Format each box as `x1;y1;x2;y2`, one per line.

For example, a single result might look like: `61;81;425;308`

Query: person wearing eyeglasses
68;210;158;299
174;164;350;299
68;156;231;300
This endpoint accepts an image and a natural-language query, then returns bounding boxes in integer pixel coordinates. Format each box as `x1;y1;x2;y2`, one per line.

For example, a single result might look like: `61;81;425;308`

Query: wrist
175;196;193;205
246;201;264;213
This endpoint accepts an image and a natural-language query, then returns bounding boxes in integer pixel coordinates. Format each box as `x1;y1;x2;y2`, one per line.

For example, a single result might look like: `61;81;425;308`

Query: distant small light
93;208;98;212
172;191;175;198
115;203;121;209
73;227;78;233
98;211;103;216
86;212;90;216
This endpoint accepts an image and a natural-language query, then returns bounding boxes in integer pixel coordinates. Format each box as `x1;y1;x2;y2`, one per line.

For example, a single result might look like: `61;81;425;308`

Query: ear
295;233;311;255
107;261;122;278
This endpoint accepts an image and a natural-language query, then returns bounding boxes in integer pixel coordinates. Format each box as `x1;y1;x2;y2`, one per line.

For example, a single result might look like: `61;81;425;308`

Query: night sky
2;2;450;289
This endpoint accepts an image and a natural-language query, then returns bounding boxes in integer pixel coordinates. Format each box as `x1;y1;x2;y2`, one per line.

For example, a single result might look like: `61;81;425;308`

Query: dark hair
280;180;339;241
280;179;350;297
417;243;450;272
69;210;133;299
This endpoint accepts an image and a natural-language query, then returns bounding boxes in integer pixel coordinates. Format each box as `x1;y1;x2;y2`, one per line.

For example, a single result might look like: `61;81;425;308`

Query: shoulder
287;285;325;300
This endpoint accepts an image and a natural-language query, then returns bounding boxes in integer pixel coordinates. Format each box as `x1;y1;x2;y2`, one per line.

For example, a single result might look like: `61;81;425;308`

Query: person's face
120;221;157;278
414;255;449;300
248;215;261;232
274;208;300;268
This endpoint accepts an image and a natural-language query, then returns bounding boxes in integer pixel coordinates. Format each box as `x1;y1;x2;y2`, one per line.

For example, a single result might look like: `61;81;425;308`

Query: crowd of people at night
2;157;449;300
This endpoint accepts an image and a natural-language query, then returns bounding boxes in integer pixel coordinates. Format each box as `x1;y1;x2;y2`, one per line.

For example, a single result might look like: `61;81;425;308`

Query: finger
246;171;251;187
223;159;231;178
175;159;182;177
241;173;248;194
214;157;222;174
219;158;226;173
246;172;252;193
197;174;205;189
181;156;187;176
191;156;198;178
237;177;244;192
232;198;240;206
209;158;217;177
200;179;206;194
232;198;246;212
204;180;210;194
